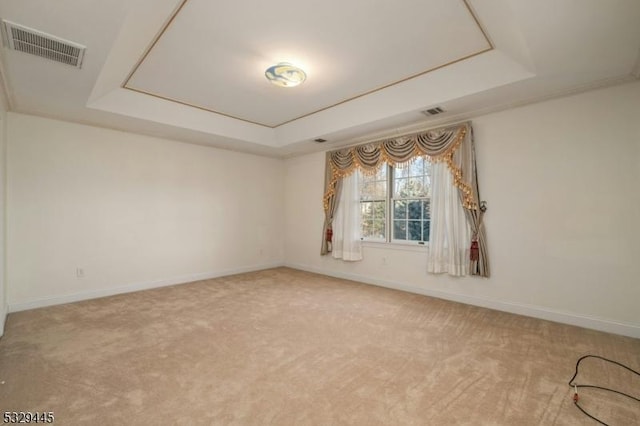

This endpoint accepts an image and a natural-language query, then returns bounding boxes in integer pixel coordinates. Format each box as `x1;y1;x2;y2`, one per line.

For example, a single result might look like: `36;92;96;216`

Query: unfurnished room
0;0;638;425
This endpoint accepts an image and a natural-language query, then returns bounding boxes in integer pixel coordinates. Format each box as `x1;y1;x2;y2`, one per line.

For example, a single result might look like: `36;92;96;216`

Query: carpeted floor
0;267;638;425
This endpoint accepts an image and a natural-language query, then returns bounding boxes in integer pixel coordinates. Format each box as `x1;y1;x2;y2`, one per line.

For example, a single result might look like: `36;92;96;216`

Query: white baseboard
8;262;285;313
285;262;640;339
8;261;638;339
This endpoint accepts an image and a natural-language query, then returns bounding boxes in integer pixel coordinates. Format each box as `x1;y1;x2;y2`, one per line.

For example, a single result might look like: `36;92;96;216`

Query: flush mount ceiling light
265;63;307;88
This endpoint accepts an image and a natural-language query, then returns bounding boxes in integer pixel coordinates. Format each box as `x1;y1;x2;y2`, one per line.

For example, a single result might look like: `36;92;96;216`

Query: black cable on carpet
568;354;640;425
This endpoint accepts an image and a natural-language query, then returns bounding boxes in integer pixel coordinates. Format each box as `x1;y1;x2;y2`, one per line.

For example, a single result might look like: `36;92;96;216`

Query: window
358;157;431;244
358;164;387;240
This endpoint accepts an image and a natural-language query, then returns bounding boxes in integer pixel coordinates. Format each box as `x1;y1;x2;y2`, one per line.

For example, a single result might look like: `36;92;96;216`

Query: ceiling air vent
313;138;327;143
422;106;445;116
1;20;85;68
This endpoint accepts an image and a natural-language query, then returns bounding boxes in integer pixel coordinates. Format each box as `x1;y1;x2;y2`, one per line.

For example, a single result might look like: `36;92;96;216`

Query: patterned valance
328;123;466;175
324;122;475;211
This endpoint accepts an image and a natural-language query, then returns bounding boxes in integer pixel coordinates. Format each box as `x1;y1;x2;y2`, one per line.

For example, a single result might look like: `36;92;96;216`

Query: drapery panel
321;121;490;277
428;162;470;275
321;152;342;255
458;126;489;276
331;172;363;261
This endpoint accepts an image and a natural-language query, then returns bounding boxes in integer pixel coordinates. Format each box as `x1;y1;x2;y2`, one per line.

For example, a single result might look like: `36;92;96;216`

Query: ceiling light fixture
265;63;307;88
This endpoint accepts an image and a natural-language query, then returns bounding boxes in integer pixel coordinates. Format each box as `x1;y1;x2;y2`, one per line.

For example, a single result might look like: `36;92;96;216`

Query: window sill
361;240;428;253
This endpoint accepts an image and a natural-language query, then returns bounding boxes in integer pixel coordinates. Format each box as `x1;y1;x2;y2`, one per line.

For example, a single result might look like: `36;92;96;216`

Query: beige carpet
1;267;638;425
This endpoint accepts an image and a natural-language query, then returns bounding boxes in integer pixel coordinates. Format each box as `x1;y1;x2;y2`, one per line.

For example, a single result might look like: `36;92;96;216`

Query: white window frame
359;160;431;247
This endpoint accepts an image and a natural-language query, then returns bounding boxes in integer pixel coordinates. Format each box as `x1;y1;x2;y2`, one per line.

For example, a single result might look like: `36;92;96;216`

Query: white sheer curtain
332;172;363;261
427;162;470;276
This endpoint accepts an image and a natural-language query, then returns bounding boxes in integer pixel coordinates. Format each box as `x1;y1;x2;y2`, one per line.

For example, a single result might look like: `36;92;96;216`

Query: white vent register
2;20;85;68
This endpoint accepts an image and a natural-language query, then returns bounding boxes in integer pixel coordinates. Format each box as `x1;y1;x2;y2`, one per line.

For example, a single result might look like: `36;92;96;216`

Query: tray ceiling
0;0;639;157
124;0;491;127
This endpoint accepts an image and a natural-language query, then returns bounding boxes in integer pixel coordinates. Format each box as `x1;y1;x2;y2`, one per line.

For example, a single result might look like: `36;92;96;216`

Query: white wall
6;113;284;310
284;80;640;338
0;93;6;336
4;81;639;338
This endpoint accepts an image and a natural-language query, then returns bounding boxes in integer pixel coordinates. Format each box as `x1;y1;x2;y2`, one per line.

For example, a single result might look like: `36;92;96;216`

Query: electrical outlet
76;268;84;278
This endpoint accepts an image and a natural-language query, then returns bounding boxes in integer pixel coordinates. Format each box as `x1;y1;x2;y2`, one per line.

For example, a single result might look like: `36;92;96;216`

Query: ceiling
0;0;639;158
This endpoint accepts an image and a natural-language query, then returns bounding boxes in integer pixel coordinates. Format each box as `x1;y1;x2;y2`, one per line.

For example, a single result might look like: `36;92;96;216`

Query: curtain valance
321;121;490;277
328;123;465;176
324;122;476;213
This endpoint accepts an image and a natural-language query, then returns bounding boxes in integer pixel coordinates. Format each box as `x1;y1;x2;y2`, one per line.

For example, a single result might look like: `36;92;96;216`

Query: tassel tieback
325;227;333;253
470;240;479;261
